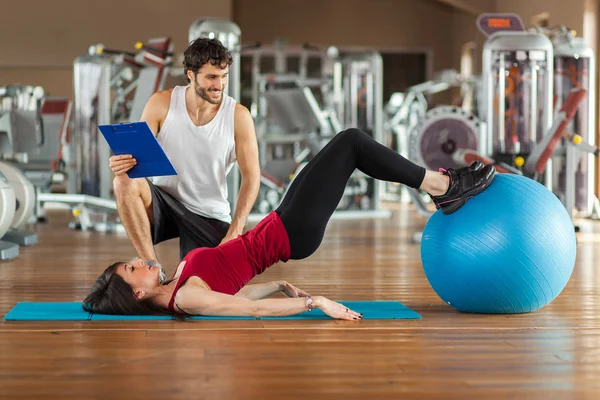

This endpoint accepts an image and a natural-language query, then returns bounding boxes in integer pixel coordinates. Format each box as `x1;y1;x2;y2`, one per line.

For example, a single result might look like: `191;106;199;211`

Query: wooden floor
1;206;600;399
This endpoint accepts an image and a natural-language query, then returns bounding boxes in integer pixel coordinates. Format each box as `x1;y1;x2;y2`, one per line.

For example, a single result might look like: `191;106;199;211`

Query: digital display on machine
487;18;512;29
477;13;525;37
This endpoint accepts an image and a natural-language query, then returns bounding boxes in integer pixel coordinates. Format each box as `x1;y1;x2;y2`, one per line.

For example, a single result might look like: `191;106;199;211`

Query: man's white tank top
150;85;236;223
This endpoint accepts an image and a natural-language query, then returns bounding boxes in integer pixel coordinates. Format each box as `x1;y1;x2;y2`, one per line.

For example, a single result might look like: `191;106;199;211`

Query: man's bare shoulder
151;89;174;106
141;89;176;133
234;102;251;116
233;103;254;125
146;89;174;120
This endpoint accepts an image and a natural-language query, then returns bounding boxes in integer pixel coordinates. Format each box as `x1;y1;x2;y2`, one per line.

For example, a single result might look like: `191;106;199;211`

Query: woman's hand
280;281;311;298
314;296;362;321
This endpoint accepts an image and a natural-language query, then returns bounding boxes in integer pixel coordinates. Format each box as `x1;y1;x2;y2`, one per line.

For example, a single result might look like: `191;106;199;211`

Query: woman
84;128;495;320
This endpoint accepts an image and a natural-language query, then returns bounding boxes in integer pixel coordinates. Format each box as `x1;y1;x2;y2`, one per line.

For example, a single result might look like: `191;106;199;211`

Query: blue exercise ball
421;174;577;314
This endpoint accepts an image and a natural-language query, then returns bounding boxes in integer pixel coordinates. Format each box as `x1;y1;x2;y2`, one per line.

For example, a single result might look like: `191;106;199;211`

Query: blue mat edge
4;300;421;321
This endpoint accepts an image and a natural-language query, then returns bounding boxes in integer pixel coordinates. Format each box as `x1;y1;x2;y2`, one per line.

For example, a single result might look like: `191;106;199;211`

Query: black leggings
276;128;426;260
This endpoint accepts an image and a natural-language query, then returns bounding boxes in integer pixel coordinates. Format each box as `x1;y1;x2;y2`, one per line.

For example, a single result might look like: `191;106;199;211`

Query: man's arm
221;104;261;243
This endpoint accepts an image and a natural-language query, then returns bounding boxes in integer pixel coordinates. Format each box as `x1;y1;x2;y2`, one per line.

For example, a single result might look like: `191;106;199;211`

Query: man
109;38;260;275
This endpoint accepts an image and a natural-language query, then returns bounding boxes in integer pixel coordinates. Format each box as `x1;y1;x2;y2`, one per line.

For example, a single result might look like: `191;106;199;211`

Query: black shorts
148;180;230;259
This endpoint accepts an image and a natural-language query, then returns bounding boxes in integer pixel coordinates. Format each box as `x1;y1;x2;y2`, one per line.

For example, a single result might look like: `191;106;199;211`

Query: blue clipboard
98;122;177;178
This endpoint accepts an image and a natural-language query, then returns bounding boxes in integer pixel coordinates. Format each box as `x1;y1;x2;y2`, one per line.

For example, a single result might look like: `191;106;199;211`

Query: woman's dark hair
83;262;175;317
183;37;233;82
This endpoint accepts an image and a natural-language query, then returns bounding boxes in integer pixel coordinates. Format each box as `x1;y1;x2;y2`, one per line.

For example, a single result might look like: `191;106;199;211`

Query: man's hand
219;233;240;245
110;154;136;176
280;281;311;298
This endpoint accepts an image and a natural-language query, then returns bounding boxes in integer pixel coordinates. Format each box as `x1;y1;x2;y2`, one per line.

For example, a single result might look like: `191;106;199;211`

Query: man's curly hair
183;38;233;82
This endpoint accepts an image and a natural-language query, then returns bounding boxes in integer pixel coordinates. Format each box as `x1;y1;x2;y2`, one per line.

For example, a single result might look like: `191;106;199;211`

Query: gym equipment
455;87;597;223
38;193;120;232
523;88;588;176
0;86;45;161
257;148;310;214
72;37;173;199
414;14;599;226
480;13;554;186
552;31;597;215
0;91;71;174
386;70;480;159
0;171;19;260
73;56;111;199
0;91;41;246
0;86;73;225
243;42;389;218
421;174;577;314
382;70;480;202
4;300;421;321
243;41;340;121
334;51;388;215
32;98;72;182
0;162;37;246
36;38;173;232
400;105;485;237
255;86;339;213
403;106;482;229
0;84;118;233
409;106;482;172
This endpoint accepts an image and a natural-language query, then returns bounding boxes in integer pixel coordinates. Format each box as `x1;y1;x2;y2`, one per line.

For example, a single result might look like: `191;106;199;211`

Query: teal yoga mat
3;301;421;321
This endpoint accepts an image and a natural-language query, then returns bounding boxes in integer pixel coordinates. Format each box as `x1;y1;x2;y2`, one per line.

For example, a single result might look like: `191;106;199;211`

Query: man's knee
113;176;150;202
113;175;137;199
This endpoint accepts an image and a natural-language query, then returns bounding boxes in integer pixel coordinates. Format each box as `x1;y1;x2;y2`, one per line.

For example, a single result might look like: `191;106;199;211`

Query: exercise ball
421;174;577;314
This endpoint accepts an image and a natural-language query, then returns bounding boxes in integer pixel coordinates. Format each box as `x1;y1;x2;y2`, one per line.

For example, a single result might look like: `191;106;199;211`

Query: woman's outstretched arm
174;285;362;320
234;281;284;300
234;281;310;300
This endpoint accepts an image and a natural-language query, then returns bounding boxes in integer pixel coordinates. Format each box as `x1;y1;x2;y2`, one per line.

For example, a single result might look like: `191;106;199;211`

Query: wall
234;0;456;73
1;0;589;100
0;0;233;97
450;10;489;74
493;0;586;34
0;0;482;98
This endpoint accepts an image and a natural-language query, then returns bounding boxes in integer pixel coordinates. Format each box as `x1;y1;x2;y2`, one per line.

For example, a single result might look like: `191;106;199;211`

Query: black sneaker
457;160;484;176
430;161;484;210
432;164;496;215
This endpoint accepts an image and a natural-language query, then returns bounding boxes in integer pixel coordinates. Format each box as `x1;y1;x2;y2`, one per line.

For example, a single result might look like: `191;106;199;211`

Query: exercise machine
455;87;598;224
0;171;19;260
38;38;173;231
406;13;599;242
0;162;37;245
